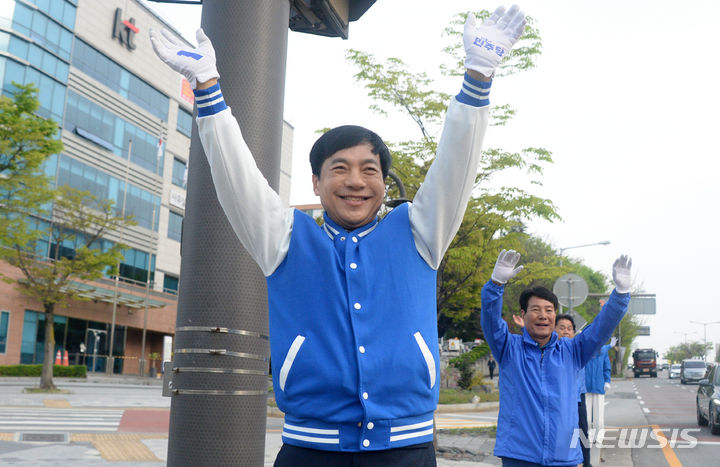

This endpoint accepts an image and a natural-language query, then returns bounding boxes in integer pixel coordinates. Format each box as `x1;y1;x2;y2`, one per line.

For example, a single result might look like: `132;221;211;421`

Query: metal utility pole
689;320;720;361
108;139;132;375
166;2;288;465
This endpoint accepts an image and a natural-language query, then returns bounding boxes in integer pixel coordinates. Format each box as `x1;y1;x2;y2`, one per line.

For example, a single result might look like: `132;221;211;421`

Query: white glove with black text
149;28;218;89
491;249;524;285
463;5;526;77
612;255;632;294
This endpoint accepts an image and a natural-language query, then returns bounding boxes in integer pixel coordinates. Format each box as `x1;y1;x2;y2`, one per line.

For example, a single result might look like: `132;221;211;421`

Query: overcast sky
145;0;720;361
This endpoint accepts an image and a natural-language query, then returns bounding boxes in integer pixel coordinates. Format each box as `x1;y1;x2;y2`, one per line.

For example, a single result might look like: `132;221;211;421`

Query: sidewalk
0;375;632;466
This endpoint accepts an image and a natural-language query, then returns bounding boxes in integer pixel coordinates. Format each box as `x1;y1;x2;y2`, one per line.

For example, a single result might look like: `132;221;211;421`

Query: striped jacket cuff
455;72;491;107
194;82;227;117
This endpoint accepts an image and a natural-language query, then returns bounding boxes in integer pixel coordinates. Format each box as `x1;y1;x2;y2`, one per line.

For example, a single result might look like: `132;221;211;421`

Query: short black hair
519;286;559;313
556;313;576;331
309;125;391;178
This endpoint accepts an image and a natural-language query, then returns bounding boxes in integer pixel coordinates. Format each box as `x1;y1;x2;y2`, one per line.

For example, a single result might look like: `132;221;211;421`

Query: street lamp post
674;331;696;343
689;320;720;361
558;241;611;266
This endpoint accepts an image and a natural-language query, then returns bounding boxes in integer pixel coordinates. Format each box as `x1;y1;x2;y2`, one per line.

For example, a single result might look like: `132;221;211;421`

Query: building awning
59;281;167;309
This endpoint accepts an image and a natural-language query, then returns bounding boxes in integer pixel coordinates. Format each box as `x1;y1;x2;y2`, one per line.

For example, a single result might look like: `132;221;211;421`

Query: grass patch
439;388;499;404
438;425;497;437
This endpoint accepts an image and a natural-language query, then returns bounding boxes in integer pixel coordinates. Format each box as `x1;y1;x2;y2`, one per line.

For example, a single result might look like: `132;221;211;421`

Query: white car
669;364;681;379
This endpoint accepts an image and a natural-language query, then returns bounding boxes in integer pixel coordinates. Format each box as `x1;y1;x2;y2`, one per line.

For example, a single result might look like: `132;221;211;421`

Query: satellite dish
553;273;588;310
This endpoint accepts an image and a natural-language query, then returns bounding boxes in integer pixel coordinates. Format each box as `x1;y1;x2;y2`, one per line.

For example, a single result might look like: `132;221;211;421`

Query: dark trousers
579;392;591;467
273;441;436;467
489;367;495;379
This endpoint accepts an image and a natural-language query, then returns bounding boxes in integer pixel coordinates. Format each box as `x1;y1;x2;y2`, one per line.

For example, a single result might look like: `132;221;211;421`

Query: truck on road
633;348;658;378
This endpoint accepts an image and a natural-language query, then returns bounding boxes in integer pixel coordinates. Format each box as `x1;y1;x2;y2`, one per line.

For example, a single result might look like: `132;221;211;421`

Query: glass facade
172;158;186;187
64;91;165;175
176;107;192;137
1;57;67;122
0;311;8;353
72;39;169;121
20;310;125;373
56;155;160;231
163;275;179;294
167;211;182;242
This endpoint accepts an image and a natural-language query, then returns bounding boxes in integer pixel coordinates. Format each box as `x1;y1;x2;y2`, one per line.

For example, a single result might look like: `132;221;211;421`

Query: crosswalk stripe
0;408;123;432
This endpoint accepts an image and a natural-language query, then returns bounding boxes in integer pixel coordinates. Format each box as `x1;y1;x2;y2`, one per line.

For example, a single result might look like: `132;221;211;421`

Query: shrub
449;342;490;390
0;364;87;378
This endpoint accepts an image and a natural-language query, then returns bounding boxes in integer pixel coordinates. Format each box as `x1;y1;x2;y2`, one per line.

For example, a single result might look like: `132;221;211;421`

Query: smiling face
555;317;575;339
312;143;386;231
522;296;557;346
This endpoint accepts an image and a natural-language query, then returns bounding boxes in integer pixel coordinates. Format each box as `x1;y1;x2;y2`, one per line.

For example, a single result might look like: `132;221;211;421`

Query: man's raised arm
150;28;291;277
410;6;526;269
480;249;524;363
574;256;632;366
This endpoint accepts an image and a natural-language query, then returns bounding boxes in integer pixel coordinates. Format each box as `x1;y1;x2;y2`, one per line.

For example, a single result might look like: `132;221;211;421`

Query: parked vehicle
669;364;681;379
681;359;707;384
696;363;720;435
662;362;669;371
633;348;658;378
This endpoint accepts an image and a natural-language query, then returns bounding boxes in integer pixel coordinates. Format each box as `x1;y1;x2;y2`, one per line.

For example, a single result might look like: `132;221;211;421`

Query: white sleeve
196;108;292;276
409;97;489;269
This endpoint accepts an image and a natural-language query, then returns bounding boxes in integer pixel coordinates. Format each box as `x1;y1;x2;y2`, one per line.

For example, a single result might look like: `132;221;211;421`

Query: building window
163;275;179;294
168;211;183;242
1;57;67;123
176;108;192;137
172;158;186;187
10;2;74;60
64;91;164;176
0;311;9;353
56;155;160;231
72;39;169;121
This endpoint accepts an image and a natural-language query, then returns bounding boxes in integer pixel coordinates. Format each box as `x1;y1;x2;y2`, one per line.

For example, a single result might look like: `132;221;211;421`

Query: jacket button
350;262;357;269
352;237;358;243
362;392;368;400
367;422;374;430
359;346;365;354
363;439;370;447
354;303;361;310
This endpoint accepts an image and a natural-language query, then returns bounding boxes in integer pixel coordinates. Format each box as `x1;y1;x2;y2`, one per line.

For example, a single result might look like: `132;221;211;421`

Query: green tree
664;341;713;363
0;84;134;389
346;11;562;338
0;83;59;242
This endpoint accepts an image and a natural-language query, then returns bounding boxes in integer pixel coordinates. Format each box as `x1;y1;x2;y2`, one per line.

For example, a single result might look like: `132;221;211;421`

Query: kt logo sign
113;8;138;50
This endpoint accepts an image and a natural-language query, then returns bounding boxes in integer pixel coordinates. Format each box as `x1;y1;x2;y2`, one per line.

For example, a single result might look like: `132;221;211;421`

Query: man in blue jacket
151;5;527;466
480;250;632;466
584;339;614;465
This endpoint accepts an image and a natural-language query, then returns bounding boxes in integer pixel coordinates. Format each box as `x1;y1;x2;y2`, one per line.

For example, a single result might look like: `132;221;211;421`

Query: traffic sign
553;273;589;310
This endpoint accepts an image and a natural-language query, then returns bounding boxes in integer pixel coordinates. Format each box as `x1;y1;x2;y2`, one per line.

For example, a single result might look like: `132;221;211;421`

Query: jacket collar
321;213;379;241
522;328;559;349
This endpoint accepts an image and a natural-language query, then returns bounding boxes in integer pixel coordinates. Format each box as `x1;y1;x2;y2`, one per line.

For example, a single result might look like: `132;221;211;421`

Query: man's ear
312;174;320;196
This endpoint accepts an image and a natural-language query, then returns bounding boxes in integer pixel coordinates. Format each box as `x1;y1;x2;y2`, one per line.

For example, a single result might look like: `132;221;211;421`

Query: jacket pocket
279;335;305;392
413;331;436;388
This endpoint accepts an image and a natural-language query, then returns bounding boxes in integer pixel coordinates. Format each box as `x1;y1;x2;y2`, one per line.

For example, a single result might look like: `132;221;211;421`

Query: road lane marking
651;425;683;467
642;408;650;413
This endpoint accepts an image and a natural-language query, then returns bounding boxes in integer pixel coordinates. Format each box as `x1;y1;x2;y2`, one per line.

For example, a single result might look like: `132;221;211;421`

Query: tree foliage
345;10;564;338
0;83;59;243
0;85;134;389
664;341;713;364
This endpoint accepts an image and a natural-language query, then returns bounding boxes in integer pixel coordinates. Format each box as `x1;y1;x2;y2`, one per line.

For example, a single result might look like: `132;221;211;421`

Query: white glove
610;337;618;347
491;249;524;285
149;28;219;89
463;5;526;77
612;255;632;294
604;382;612;392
